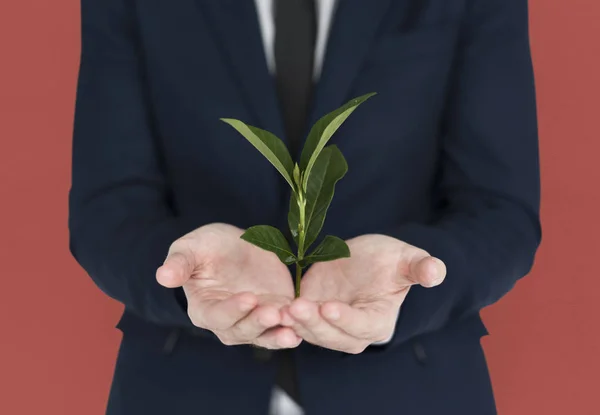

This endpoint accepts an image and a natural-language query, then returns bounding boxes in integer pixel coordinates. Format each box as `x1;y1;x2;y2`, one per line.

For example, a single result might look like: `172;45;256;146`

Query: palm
182;223;294;304
158;223;301;349
300;234;412;307
278;234;444;353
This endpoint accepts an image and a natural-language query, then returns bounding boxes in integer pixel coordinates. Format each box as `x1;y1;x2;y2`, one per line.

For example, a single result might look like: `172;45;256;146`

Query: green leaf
293;163;301;189
220;118;295;189
299;92;376;191
299;235;350;267
241;225;297;265
288;145;348;249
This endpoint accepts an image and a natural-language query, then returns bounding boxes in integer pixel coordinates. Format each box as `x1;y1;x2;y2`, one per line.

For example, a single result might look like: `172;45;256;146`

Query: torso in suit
69;0;540;414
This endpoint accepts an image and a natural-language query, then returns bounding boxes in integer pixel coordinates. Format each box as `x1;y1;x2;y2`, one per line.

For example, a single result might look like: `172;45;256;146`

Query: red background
1;1;599;414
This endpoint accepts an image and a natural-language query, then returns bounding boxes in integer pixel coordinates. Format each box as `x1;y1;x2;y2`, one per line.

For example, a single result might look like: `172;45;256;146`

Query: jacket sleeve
69;0;196;328
387;0;541;345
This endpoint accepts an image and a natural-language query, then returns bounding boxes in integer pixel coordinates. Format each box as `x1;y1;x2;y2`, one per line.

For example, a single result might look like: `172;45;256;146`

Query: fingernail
324;307;340;320
430;272;444;286
278;336;291;348
280;331;301;348
432;258;446;271
281;311;295;326
259;314;277;327
293;305;310;321
239;301;254;312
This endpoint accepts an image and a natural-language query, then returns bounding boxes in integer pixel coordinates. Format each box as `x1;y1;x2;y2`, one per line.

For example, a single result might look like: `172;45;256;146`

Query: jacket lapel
198;0;285;139
198;0;409;150
308;0;397;126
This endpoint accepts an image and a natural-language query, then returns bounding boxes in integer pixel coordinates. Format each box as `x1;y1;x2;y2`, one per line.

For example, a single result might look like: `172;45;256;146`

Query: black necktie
273;0;317;406
274;0;317;157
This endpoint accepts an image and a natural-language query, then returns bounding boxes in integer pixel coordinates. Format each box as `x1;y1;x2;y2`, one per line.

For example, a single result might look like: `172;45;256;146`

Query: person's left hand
280;234;447;354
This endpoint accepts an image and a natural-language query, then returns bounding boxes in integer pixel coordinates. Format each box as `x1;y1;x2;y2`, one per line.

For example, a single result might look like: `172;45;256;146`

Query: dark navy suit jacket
69;0;541;414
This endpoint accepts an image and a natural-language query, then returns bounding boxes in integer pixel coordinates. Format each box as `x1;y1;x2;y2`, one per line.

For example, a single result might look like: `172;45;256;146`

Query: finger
253;327;302;349
230;304;282;342
192;292;258;331
288;299;363;353
406;255;446;288
320;301;390;342
280;306;295;327
157;251;195;288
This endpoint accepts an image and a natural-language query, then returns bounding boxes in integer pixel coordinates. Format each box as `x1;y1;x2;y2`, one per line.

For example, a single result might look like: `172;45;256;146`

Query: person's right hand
156;223;301;349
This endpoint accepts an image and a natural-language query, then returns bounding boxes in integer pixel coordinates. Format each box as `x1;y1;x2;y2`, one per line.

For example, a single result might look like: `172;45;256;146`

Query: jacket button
163;329;181;355
412;341;427;365
252;347;273;362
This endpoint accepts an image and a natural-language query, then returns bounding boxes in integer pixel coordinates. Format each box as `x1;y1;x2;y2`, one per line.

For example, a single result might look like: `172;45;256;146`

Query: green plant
221;92;376;297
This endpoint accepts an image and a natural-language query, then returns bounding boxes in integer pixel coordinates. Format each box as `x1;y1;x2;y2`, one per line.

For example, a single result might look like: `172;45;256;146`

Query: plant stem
295;193;307;298
298;201;306;258
295;262;302;298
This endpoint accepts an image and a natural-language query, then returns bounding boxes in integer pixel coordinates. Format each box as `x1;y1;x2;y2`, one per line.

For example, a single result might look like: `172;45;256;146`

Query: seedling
221;92;376;296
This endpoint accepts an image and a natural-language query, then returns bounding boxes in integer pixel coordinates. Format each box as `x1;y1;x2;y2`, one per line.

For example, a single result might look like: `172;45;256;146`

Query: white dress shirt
253;1;393;413
254;0;338;81
255;1;336;413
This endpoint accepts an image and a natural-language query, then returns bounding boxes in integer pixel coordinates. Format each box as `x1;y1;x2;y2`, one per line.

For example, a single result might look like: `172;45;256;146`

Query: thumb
407;254;447;288
156;251;195;288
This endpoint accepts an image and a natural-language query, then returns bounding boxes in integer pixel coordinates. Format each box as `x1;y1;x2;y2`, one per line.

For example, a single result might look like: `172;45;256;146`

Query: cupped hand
281;234;446;354
156;223;301;349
